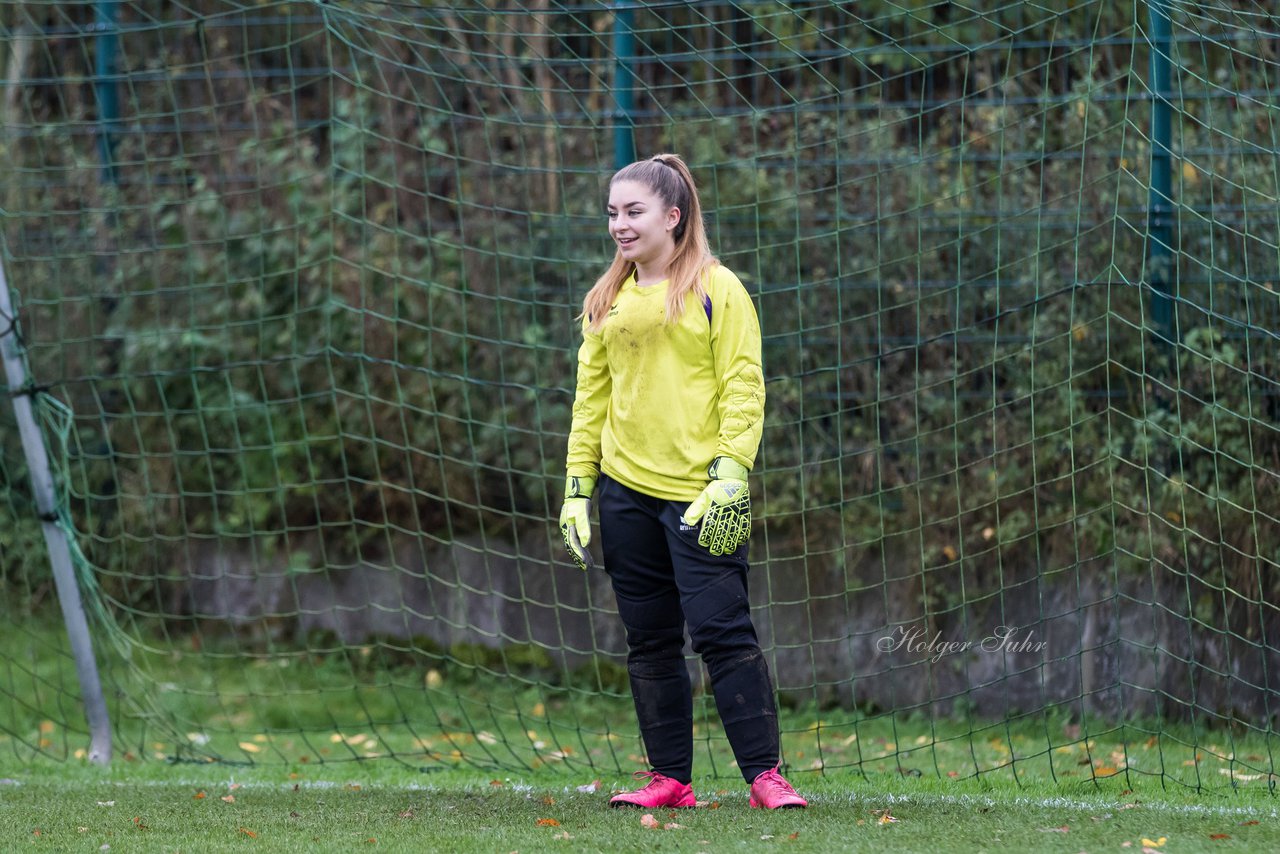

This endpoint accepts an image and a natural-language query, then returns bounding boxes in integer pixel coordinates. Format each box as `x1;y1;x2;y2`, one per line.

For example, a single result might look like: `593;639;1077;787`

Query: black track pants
597;474;780;784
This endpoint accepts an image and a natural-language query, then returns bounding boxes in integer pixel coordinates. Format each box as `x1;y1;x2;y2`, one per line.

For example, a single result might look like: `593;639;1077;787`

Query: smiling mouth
617;237;637;247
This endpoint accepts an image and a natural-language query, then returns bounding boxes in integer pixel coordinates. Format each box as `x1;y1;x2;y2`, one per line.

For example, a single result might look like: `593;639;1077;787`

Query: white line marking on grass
841;792;1279;818
83;777;1280;819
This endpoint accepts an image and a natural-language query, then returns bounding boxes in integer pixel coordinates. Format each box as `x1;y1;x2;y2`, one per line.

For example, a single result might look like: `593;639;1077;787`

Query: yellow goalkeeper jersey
566;264;765;502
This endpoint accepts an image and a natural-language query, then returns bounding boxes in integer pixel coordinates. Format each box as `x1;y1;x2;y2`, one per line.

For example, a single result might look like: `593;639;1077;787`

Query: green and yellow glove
681;457;752;556
559;475;596;571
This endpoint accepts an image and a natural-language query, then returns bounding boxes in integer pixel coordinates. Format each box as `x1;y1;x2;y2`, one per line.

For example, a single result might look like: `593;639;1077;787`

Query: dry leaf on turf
640;814;660;829
535;818;560;827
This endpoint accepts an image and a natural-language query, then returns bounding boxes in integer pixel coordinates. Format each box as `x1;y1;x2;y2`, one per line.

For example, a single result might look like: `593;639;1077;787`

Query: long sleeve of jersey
565;326;610;479
564;264;765;502
709;272;765;471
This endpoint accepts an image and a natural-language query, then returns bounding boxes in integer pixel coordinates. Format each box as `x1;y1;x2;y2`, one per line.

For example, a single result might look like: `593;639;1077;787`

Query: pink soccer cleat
748;766;808;809
608;771;696;809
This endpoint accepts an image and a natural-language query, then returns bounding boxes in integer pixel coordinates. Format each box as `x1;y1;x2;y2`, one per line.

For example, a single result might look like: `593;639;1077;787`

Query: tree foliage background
0;0;1277;667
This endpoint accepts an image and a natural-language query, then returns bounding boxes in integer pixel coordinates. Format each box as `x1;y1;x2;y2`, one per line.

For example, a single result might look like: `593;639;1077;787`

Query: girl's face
606;179;680;270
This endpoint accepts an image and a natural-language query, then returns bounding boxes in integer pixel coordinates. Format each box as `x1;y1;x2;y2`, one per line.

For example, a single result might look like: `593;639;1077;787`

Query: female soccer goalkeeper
559;153;806;810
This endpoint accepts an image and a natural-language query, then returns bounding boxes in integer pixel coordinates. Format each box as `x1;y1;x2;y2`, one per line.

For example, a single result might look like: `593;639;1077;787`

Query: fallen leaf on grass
664;822;683;830
789;831;800;840
193;791;207;800
1240;820;1260;826
289;811;301;818
221;795;236;803
552;830;573;840
640;814;660;829
536;818;560;827
397;809;415;819
132;816;149;830
576;780;602;794
238;828;257;838
1142;838;1166;847
878;813;899;825
1209;834;1231;840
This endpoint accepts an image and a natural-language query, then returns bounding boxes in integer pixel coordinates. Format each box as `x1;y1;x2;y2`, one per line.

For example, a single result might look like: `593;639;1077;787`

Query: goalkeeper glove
559;475;596;571
681;457;752;556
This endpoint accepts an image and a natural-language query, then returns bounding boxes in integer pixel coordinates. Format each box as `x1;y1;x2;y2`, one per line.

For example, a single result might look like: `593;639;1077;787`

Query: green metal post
1147;0;1175;347
613;1;637;169
94;0;121;184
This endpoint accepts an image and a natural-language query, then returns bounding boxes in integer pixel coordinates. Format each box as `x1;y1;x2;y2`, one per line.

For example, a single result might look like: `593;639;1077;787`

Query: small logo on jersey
679;523;696;532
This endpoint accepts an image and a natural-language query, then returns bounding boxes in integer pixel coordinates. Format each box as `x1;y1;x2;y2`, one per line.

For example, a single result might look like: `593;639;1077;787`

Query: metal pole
612;1;637;169
94;0;120;184
0;260;113;764
1147;0;1175;348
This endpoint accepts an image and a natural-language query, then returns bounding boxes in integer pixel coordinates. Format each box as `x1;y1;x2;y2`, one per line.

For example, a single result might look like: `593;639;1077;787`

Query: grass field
4;619;1280;851
3;762;1279;853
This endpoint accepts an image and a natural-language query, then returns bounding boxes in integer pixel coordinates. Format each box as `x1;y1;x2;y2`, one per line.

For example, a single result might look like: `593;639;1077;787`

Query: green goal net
1;0;1278;788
